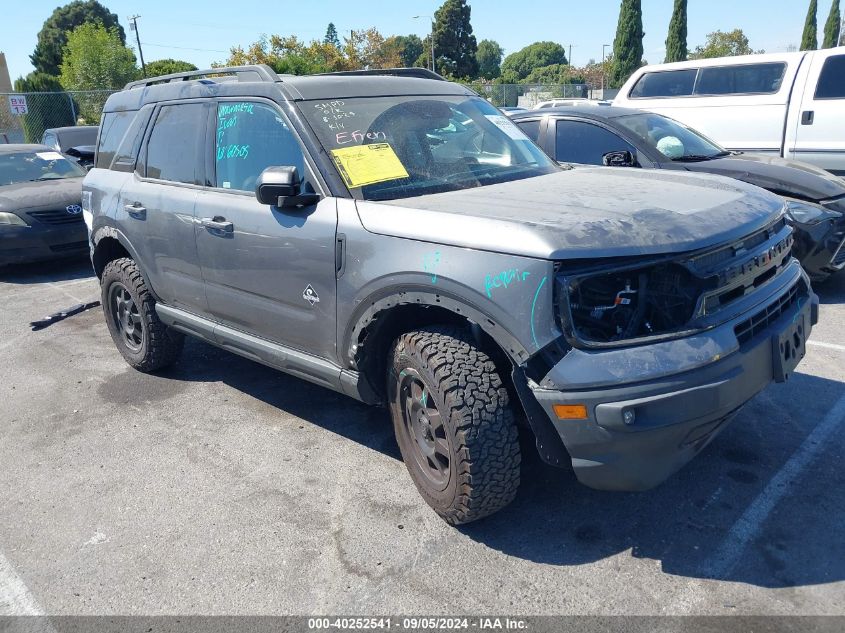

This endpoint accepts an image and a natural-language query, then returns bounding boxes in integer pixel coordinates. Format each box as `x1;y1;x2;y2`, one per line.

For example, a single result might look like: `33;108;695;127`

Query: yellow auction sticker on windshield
330;143;409;188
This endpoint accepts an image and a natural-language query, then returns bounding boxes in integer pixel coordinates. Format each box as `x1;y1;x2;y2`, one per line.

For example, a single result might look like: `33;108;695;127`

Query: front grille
734;282;800;346
49;241;87;253
687;217;787;274
27;209;83;225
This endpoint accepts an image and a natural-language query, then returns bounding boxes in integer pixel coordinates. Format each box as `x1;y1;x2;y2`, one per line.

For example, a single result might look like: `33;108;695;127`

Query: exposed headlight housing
785;198;841;225
559;261;710;347
0;211;28;226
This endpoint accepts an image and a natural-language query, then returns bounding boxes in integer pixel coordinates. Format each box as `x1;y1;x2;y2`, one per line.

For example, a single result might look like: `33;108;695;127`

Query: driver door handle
124;203;146;220
200;216;234;234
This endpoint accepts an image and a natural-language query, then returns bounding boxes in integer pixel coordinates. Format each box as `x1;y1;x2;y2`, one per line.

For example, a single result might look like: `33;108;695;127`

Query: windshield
0;151;86;186
301;95;558;201
614;113;728;161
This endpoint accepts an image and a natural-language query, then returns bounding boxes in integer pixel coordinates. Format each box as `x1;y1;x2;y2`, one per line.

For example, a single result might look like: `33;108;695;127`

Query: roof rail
318;68;446;81
124;64;280;90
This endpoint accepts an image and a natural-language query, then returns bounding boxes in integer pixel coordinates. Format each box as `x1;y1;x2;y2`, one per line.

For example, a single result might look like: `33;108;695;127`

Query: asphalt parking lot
1;256;844;617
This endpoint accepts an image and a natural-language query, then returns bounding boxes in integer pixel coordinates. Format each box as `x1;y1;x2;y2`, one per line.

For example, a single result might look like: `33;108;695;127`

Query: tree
802;0;818;50
380;35;424;68
823;0;841;48
609;0;644;88
500;42;568;81
324;23;341;49
432;0;478;78
664;0;688;63
31;0;125;76
690;29;762;58
12;72;75;142
522;63;584;85
144;59;198;78
476;39;504;79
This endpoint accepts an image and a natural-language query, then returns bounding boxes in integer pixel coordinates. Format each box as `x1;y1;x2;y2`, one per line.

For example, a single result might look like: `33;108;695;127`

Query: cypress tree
609;0;644;88
822;0;841;48
801;0;818;51
664;0;688;62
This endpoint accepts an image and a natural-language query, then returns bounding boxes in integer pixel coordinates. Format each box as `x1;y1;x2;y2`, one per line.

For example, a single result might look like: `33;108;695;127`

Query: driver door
195;99;338;360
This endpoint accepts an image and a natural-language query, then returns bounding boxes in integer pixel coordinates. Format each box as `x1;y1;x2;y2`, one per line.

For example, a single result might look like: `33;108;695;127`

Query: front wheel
388;326;520;525
101;257;184;372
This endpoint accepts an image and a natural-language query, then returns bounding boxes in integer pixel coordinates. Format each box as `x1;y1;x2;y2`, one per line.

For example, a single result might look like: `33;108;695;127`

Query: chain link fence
0;90;116;144
0;83;609;145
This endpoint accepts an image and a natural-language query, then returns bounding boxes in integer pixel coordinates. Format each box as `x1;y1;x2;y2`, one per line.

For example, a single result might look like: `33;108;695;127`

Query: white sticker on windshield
35;151;64;161
484;115;528;140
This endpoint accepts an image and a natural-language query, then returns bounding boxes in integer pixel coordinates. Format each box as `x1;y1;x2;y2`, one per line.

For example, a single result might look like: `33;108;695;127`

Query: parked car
613;48;845;176
85;65;817;524
510;106;845;282
499;106;527;116
0;144;87;267
41;126;98;168
533;98;591;109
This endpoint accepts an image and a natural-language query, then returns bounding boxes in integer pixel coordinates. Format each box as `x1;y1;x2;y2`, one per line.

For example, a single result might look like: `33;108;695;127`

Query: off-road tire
389;326;520;524
101;257;184;372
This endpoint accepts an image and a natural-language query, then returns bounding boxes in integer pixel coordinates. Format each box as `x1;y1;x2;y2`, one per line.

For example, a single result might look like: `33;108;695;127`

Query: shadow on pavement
142;338;845;591
0;255;93;285
814;271;845;305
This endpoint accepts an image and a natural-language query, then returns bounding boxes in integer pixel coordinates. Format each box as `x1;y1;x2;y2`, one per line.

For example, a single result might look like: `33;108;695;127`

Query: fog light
553;404;588;420
623;410;636;425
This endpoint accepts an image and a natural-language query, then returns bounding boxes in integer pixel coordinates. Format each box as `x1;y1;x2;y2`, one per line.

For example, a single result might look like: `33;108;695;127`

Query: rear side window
629;69;697;98
145;104;205;185
515;119;541;143
96;111;134;168
694;63;786;95
214;101;305;192
555;120;636;165
815;55;845;99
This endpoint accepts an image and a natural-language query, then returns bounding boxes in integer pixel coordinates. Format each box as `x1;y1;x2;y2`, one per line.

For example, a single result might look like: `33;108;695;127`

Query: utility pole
413;15;435;72
128;15;146;77
601;43;611;93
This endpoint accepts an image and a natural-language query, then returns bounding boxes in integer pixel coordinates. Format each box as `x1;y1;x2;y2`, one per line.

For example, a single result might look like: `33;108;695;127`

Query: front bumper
530;262;818;491
0;223;88;266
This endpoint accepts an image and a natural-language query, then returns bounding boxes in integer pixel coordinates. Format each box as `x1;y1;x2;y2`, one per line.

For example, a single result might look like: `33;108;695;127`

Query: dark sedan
41;126;98;168
0;144;88;267
511;106;845;282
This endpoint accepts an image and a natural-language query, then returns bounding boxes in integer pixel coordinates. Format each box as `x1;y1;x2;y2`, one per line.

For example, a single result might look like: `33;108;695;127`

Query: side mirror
255;166;320;208
602;150;637;167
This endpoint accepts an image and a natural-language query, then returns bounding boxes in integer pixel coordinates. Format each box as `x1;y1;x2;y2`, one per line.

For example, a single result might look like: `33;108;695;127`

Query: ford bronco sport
84;66;818;524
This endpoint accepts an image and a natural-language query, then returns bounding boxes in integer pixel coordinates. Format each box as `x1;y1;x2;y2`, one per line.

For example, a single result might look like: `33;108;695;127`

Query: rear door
788;50;845;175
194;98;338;360
117;102;209;313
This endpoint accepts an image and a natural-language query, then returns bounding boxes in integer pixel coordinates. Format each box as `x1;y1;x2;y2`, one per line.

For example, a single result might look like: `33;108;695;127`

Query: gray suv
84;65;818;524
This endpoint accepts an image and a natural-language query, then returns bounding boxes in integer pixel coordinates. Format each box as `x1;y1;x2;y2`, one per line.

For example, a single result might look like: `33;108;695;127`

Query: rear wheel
389;326;520;524
101;257;183;372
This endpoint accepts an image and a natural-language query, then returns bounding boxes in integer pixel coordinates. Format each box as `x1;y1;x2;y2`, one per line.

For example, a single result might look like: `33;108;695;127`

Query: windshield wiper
671;154;722;162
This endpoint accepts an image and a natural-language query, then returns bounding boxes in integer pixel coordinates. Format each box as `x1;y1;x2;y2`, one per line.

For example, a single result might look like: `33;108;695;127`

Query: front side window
694;63;786;96
514;119;542;143
300;95;557;201
629;69;697;98
96;111;135;169
145;104;205;185
554;120;636;165
214;101;306;192
614;112;728;161
0;151;85;186
815;55;845;99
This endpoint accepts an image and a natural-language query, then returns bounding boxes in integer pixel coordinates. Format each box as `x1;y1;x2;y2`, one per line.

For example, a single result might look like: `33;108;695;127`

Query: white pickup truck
614;48;845;176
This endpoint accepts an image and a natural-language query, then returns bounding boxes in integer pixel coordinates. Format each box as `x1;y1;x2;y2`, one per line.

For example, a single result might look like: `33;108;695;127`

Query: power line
140;42;230;53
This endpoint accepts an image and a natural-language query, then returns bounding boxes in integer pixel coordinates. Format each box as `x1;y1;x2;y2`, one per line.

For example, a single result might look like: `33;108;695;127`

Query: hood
681;153;845;202
357;169;785;260
0;178;84;215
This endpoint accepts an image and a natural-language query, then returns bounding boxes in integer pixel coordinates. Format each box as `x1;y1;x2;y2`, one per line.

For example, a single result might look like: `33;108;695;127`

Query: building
0;53;12;92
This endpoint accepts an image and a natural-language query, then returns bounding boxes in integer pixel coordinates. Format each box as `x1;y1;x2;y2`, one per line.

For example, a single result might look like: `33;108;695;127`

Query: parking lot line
807;340;845;353
0;550;44;616
701;389;845;579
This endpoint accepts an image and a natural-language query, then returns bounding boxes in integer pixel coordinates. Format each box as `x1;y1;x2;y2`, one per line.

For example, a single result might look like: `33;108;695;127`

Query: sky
2;0;840;82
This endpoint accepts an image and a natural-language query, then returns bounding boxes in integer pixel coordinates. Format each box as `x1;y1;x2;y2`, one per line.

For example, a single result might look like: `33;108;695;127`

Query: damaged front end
556;216;795;349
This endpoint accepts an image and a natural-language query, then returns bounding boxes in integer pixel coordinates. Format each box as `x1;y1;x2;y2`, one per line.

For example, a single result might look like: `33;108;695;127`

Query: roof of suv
104;65;475;113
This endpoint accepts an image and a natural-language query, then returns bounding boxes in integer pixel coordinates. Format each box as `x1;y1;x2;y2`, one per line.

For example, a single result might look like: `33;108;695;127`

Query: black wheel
101;257;184;372
389;326;520;524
